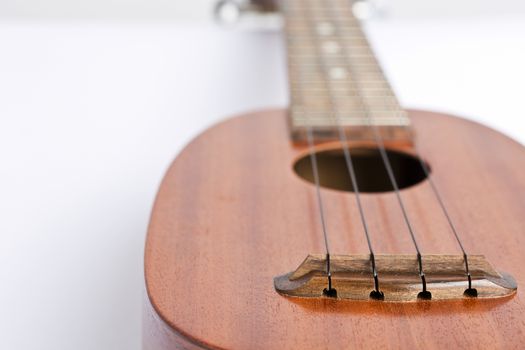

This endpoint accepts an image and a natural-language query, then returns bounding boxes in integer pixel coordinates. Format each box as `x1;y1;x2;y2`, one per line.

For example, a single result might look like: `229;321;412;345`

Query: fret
289;115;410;130
290;87;398;99
286;30;368;40
291;109;407;117
291;116;410;127
286;41;376;54
284;4;356;12
289;64;384;77
287;50;377;59
288;52;385;73
290;58;381;65
291;110;408;118
286;23;361;30
291;101;405;115
287;37;371;48
282;0;411;143
289;67;385;78
291;99;400;111
291;89;397;99
290;80;392;90
285;0;357;11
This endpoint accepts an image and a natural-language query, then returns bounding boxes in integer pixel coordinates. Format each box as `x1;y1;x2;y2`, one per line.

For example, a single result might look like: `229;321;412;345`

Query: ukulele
144;0;525;348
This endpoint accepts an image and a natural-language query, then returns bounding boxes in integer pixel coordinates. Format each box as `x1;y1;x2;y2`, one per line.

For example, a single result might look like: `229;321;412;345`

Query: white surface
0;0;213;21
0;18;524;349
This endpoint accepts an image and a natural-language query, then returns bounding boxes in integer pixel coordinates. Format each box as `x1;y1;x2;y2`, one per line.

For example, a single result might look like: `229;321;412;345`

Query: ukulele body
144;109;525;349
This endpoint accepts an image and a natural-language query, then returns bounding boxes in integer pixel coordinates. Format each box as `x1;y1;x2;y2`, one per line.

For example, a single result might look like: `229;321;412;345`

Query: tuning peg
352;0;387;20
214;0;280;26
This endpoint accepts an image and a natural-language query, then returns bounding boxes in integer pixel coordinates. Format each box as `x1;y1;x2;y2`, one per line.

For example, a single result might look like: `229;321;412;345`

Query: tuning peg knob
214;0;278;25
214;0;242;24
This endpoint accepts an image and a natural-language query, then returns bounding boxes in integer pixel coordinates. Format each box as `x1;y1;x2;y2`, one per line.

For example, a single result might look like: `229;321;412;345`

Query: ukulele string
411;139;475;292
328;0;475;294
306;126;334;293
302;0;382;297
327;0;430;296
338;0;474;293
283;0;334;294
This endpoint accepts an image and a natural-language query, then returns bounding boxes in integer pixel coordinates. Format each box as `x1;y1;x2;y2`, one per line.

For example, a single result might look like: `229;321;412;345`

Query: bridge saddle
274;254;517;301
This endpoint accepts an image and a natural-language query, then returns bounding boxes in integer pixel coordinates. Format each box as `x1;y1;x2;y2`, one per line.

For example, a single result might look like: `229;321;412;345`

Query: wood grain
144;109;525;349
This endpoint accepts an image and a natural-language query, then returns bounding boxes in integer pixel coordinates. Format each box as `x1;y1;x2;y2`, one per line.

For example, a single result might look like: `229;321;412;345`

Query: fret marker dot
329;67;347;80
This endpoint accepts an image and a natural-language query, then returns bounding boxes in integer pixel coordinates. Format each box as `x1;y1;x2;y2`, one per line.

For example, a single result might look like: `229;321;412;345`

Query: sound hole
293;148;429;193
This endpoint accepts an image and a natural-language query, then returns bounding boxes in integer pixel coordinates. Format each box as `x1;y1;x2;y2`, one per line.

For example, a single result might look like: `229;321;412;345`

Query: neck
282;0;412;144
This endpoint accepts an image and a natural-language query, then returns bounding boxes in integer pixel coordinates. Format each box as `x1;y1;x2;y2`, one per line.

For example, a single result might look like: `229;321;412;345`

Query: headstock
214;0;384;26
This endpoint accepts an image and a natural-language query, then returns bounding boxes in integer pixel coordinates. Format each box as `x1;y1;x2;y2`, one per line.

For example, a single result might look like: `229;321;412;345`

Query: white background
2;0;525;20
0;1;524;349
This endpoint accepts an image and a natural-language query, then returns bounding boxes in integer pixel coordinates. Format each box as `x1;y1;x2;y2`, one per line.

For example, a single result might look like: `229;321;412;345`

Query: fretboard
282;0;412;143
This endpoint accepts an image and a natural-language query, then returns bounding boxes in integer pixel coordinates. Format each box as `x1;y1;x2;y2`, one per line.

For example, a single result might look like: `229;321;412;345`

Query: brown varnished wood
144;109;525;349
